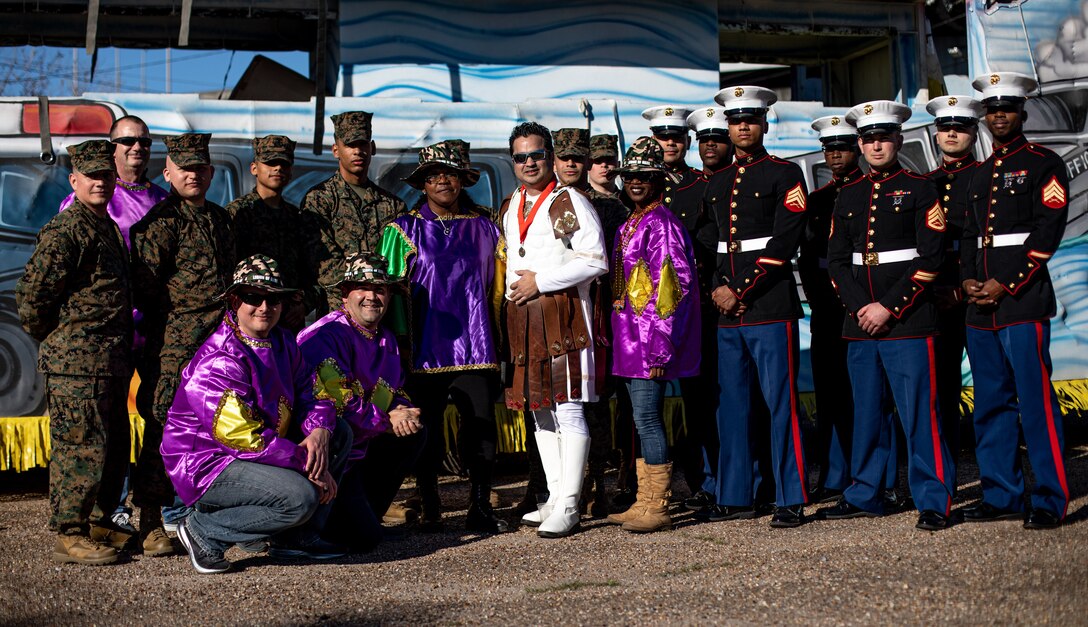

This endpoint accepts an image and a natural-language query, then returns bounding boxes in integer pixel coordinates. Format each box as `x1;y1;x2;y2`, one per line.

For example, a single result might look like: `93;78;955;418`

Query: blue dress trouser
844;337;955;514
966;321;1069;518
715;321;808;507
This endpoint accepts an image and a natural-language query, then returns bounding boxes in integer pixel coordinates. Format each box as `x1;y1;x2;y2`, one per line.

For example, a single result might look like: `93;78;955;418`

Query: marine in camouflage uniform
587;134;621;198
16;140;133;565
226;135;314;330
129;133;236;553
301;111;407;313
550;128;627;517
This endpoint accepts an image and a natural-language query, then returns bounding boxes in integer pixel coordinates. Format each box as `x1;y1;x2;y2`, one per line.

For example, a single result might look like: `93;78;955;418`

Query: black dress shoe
683;490;715;512
818;501;882;520
961;502;1023;523
916;510;952;531
700;505;757;522
810;488;844;504
465;503;511;534
770;505;804;528
1024;509;1061;530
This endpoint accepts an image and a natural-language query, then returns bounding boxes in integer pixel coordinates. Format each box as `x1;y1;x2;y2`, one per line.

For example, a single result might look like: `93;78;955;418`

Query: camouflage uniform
15;140;133;534
301;111;407;312
129;133;236;509
226;136;315;325
553;129;627;514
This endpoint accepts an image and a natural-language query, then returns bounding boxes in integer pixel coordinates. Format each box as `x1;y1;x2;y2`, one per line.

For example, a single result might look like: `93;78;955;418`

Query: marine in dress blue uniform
696;86;809;528
800;115;864;502
822;101;956;531
960;72;1070;529
924;95;985;465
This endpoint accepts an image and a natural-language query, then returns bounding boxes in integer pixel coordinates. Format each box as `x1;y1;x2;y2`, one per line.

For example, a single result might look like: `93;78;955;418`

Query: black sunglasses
113;136;153;148
236;292;286;307
512;149;548;164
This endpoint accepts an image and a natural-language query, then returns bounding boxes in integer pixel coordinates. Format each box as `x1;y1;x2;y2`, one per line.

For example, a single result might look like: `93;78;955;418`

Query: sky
0;45;311;97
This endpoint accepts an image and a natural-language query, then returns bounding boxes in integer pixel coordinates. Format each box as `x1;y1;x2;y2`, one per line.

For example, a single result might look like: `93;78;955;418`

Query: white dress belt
717;236;772;254
978;232;1030;248
851;248;918;266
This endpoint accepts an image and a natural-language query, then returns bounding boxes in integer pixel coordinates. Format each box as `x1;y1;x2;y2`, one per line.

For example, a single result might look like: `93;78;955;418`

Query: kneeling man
162;255;339;573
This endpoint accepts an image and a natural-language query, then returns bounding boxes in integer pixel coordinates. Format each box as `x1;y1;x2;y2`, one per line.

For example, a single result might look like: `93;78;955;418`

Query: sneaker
269;536;347;560
163;521;179;533
53;534;119;566
176;520;230;574
110;511;137;533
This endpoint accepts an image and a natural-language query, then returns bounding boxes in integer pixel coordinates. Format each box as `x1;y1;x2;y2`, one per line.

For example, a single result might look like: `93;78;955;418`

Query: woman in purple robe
378;139;509;534
605;137;701;534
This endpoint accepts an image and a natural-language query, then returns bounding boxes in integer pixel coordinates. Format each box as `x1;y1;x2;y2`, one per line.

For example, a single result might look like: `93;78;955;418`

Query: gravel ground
1;441;1086;626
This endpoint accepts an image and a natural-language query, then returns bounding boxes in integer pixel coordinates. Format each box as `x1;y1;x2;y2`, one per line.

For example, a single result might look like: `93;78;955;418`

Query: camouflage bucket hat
164;133;212;167
552;128;589;158
219;254;299;299
403;139;481;189
253;135;296;164
614;136;668;175
331;111;373;144
333;252;404;288
67;139;115;174
589;134;619;160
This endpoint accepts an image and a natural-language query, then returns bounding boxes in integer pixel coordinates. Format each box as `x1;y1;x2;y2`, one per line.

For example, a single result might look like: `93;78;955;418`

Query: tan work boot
90;521;138;551
140;510;175;557
621;462;673;533
53;534;119;565
606;459;649;525
382;502;419;525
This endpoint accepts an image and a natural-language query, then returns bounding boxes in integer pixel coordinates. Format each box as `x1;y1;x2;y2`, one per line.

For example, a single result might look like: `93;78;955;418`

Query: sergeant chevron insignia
926;202;947;231
1042;176;1066;209
784;183;806;212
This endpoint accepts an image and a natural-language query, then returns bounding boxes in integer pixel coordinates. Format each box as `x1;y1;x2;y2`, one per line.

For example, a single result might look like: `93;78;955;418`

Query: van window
0;160;70;232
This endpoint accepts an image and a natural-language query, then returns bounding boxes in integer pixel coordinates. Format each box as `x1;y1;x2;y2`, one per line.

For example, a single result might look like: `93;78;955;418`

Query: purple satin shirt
382;204;502;372
296;309;410;463
61;180;168;249
162;312;335;506
611;205;702;379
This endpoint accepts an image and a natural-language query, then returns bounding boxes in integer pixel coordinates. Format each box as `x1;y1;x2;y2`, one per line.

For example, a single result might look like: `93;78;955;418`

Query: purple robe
296;309;410;463
611;205;702;379
378;204;503;372
61;180;168;249
162;312;336;506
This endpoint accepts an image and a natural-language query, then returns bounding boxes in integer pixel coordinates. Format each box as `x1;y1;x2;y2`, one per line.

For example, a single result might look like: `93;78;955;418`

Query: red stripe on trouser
1035;322;1070;518
786;321;808;503
926;337;951;515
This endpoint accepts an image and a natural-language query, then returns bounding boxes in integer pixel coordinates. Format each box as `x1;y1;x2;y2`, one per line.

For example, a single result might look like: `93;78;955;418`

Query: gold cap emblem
663;107;673;116
706;108;714;117
990;74;1000;85
947;97;958;106
831;116;840;125
734;87;744;97
864;104;874;115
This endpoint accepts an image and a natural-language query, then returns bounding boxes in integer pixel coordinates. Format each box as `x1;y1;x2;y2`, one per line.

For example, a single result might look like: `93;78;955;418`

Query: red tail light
22;103;115;136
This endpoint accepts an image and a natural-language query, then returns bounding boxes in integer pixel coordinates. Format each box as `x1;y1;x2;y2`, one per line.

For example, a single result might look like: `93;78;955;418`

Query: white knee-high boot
538;432;590;538
521;430;561;527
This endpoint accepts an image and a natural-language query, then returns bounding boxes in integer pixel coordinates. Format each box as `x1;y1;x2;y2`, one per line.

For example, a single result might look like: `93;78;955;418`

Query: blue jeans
185;460;318;555
625;378;669;465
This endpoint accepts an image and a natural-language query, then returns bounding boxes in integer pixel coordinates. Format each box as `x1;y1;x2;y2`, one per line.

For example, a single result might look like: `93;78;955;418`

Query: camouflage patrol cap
331;111;373;144
164;133;212;167
403;139;481;189
252;135;296;164
613;136;668;175
67;139;115;175
334;252;404;289
220;254;299;299
552;128;590;158
589;134;619;160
